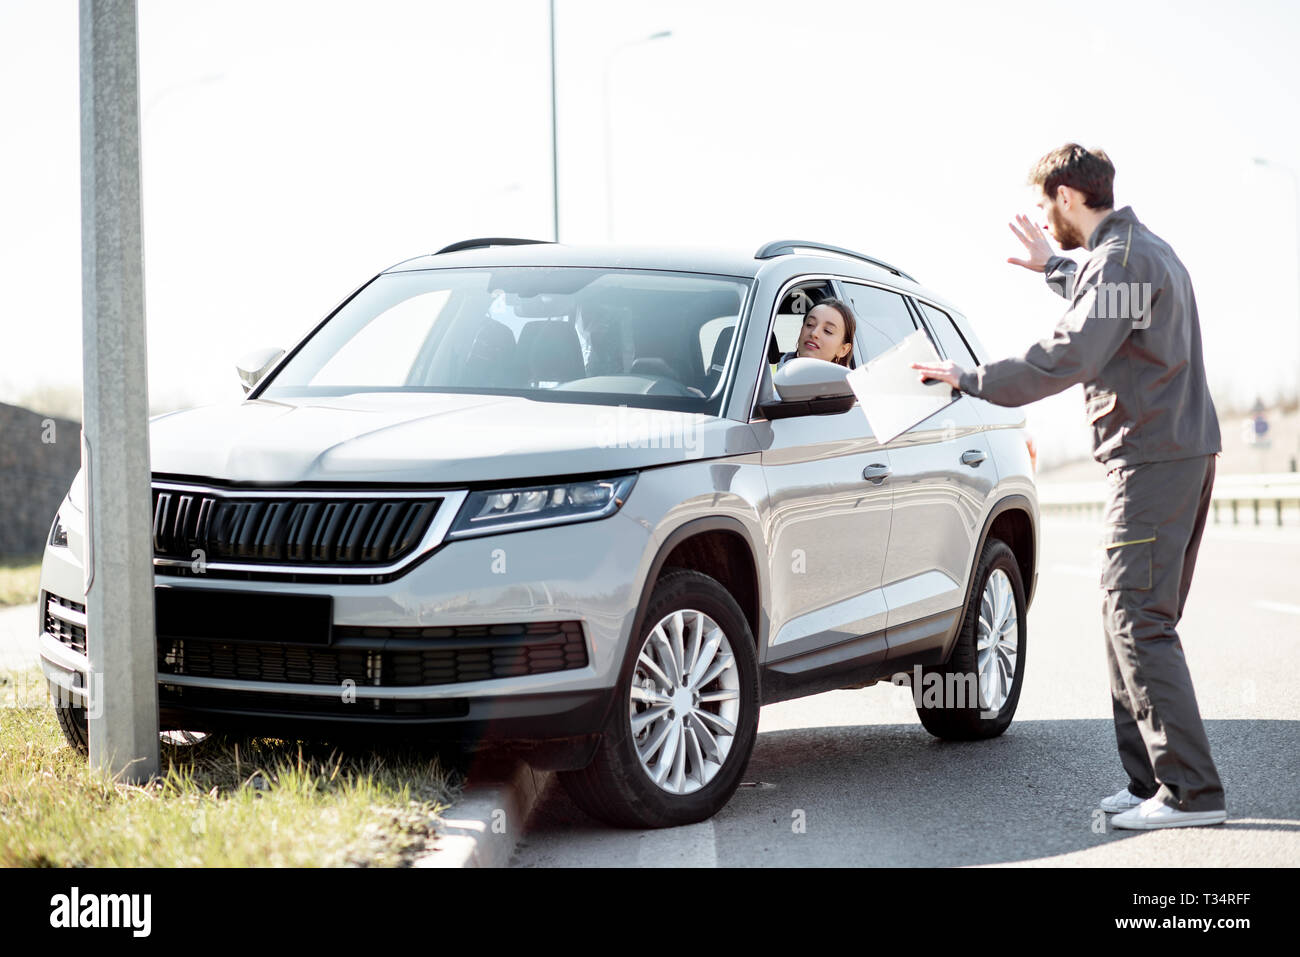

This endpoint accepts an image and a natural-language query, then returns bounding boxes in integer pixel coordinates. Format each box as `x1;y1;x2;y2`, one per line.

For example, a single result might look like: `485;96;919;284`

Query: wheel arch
983;498;1037;610
587;516;765;739
630;517;764;655
941;495;1038;661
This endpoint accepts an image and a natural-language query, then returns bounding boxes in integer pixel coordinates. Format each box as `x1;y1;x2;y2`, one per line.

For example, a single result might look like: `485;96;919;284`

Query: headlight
49;511;68;548
447;474;637;540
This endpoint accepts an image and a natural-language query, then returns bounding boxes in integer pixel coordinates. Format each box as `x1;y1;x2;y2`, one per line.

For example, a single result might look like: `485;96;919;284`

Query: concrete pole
80;0;159;782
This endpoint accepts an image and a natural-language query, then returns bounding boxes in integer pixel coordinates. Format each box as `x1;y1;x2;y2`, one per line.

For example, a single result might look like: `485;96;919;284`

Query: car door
753;279;893;679
858;291;998;661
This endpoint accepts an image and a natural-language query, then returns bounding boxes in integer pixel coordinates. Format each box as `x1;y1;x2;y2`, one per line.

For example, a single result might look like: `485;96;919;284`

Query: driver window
842;282;925;364
842;282;919;363
769;282;857;370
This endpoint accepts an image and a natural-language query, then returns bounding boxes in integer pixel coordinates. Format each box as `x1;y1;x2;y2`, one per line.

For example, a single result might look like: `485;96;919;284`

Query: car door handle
862;463;891;484
960;449;986;467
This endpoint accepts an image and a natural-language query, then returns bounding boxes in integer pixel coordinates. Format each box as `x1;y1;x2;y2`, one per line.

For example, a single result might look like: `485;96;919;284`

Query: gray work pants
1100;453;1225;812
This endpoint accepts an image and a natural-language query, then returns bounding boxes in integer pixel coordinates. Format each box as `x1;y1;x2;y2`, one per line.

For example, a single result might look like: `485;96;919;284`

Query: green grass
0;669;462;867
0;555;41;608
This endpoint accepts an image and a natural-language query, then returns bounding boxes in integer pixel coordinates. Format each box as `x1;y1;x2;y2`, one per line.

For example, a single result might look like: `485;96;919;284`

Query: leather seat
519;320;585;385
460;317;518;387
704;326;734;393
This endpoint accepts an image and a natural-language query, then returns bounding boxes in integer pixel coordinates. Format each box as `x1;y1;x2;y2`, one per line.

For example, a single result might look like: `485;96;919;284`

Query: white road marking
1253;600;1300;617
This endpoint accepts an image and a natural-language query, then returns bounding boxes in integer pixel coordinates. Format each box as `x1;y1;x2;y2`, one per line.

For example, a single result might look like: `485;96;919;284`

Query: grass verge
0;668;461;867
0;555;41;608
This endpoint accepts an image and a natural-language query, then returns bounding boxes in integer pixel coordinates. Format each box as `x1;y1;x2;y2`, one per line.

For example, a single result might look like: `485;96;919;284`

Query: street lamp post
603;30;671;242
1254;156;1300;469
549;0;559;242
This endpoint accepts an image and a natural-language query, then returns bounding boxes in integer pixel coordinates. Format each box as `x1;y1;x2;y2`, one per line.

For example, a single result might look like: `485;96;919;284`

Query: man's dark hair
1028;144;1115;210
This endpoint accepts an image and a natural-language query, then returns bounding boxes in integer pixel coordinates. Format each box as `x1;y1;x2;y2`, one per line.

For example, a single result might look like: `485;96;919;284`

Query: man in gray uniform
912;144;1227;829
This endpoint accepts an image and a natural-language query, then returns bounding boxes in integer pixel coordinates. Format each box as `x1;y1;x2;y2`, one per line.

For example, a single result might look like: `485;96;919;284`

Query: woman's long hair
812;297;857;367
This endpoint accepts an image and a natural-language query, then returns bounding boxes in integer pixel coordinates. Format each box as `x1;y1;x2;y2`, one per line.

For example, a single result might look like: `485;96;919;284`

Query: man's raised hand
1007;213;1054;272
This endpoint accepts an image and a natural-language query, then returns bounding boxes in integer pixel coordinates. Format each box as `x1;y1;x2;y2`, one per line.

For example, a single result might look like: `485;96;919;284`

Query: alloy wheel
628;608;741;795
976;567;1019;713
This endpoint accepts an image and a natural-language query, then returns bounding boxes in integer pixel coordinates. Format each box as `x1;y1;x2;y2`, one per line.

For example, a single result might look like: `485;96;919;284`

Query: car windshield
259;266;752;413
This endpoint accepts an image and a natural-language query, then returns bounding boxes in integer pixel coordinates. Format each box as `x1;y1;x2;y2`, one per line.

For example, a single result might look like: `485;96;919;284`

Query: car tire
915;537;1026;741
558;568;760;828
49;684;209;754
53;698;90;755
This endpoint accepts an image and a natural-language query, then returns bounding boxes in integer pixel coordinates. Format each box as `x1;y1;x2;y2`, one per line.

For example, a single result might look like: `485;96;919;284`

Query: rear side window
842;282;917;362
916;301;978;366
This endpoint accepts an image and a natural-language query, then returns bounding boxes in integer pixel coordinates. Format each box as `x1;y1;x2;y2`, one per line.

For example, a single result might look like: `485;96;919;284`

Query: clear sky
2;0;1298;466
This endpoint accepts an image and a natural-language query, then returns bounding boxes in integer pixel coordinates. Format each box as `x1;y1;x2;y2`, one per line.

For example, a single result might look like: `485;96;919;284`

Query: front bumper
37;504;654;753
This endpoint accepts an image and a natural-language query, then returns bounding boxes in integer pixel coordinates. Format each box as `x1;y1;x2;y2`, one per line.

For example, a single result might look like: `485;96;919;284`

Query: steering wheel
641;375;698;398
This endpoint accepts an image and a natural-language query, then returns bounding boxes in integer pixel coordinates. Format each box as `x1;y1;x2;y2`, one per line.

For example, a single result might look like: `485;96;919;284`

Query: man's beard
1049;206;1087;250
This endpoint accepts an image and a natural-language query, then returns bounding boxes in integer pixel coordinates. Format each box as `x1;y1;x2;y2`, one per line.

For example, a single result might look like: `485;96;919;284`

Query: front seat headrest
519;320;585;385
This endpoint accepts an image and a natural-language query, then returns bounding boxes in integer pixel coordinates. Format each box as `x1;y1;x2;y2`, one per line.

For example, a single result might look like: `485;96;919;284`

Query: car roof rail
755;239;916;283
435;237;554;255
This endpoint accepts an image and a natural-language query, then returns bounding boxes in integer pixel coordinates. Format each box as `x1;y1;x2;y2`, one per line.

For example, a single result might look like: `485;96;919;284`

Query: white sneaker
1098;787;1146;814
1111;796;1228;830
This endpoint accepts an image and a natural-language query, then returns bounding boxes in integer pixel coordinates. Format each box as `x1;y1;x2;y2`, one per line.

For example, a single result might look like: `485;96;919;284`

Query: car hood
149;392;756;485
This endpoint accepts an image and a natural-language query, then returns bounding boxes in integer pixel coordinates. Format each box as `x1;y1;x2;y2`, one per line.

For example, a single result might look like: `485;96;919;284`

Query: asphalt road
511;515;1300;867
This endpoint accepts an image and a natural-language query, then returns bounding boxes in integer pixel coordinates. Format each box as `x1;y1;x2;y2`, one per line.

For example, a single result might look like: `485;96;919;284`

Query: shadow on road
516;718;1298;866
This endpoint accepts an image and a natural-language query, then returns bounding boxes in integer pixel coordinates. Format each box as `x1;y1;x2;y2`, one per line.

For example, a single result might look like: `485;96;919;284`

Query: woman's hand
910;359;963;389
1007;213;1054;272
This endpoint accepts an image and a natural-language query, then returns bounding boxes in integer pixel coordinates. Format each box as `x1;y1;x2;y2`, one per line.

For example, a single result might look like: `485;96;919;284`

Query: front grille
157;621;588;688
339;622;589;684
151;488;440;567
45;594;87;655
159;641;367;685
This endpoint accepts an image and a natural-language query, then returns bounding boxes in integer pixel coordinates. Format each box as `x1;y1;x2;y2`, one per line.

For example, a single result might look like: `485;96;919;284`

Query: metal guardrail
1037;472;1300;527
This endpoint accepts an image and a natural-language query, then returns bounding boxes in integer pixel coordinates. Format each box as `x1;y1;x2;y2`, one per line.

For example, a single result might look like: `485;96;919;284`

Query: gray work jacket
956;206;1221;469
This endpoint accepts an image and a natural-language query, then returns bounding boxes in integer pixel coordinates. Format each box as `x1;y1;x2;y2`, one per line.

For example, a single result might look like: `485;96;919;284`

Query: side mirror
236;347;285;394
760;357;856;419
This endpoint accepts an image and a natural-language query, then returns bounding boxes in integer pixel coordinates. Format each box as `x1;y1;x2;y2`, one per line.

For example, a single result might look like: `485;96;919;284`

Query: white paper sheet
845;329;959;444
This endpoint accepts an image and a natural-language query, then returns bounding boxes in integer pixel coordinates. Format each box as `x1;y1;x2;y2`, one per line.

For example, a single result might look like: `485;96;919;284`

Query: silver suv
39;238;1038;828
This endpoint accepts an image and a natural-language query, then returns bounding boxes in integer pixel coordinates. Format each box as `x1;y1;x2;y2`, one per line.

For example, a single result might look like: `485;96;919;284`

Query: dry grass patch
0;670;461;867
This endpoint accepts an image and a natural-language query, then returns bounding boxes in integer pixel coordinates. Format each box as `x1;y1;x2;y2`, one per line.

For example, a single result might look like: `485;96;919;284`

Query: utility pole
549;0;559;242
80;0;159;781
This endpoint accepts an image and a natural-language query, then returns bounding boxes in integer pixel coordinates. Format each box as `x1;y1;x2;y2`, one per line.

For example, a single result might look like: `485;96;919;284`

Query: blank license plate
155;588;333;645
